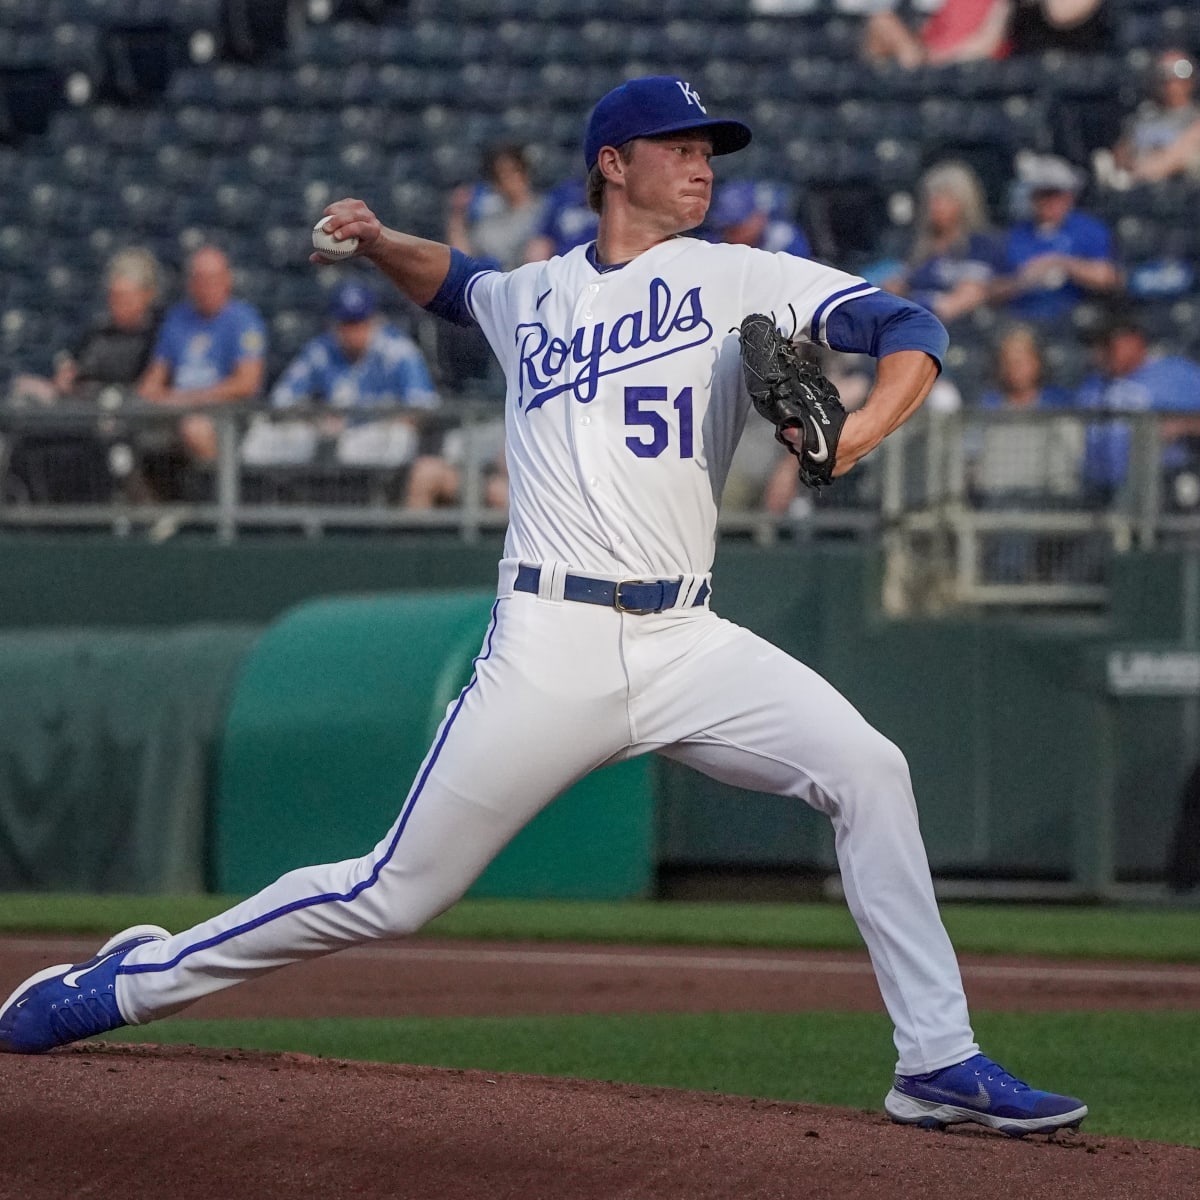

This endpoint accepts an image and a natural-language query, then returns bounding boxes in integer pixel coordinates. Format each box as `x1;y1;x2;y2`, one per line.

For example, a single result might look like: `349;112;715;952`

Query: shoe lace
973;1056;1031;1094
49;991;122;1042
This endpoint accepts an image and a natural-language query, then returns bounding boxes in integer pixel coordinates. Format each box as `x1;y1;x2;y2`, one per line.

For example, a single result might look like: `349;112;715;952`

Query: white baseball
312;215;359;258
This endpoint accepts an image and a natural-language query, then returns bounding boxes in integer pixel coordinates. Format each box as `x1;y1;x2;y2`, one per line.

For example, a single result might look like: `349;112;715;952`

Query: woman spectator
1112;49;1200;185
966;323;1085;581
883;161;999;324
863;0;1013;69
440;143;544;392
978;322;1072;412
446;143;543;272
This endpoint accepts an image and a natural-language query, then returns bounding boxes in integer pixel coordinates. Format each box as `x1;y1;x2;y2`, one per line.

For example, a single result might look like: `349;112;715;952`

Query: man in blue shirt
270;280;437;414
138;245;267;477
990;155;1121;322
523;178;600;261
1076;312;1200;498
706;179;812;258
245;280;440;481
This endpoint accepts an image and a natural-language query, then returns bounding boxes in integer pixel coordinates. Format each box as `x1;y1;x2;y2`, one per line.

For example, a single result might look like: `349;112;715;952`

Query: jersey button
580;415;591;426
588;477;598;487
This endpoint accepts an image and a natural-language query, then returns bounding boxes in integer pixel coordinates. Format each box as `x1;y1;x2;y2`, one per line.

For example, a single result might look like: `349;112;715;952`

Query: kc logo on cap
583;75;751;171
675;80;706;111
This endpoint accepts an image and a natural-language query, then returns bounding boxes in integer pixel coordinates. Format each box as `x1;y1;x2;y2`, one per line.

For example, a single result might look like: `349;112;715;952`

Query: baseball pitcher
0;76;1086;1139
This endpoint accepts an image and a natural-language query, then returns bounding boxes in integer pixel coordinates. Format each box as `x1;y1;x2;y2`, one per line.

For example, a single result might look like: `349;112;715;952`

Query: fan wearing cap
39;76;1084;1143
1075;310;1200;499
263;279;438;477
1112;49;1200;184
989;154;1121;321
706;180;811;258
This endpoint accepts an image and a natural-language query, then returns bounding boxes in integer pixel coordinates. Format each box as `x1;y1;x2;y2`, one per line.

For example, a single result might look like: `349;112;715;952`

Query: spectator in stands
882;161;998;325
245;280;443;501
4;248;164;504
965;323;1084;581
978;322;1072;411
989;154;1121;322
1006;0;1110;56
446;143;544;272
10;248;162;405
862;0;1012;69
137;245;266;494
404;422;509;512
524;178;600;261
440;144;542;392
1110;49;1200;185
1075;310;1200;502
707;180;811;257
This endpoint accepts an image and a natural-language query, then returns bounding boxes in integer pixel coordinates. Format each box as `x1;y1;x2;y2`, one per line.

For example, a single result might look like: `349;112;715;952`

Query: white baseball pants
118;583;977;1074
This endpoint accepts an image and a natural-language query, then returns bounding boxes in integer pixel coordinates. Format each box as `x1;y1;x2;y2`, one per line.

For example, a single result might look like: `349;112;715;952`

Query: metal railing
0;387;884;545
881;407;1200;612
2;393;1197;612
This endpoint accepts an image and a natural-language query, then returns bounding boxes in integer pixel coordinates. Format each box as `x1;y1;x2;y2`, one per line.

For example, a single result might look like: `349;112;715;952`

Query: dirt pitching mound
2;1043;1196;1200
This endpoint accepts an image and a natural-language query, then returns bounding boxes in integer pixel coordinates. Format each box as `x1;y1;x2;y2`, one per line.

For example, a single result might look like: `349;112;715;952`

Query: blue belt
513;565;710;614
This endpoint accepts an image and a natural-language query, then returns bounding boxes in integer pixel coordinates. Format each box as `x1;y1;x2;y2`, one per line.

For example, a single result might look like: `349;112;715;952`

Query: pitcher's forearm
834;351;939;474
365;229;454;308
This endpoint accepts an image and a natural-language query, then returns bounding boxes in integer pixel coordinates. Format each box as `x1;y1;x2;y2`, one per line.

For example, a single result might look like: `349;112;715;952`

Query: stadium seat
0;0;51;21
256;106;340;149
788;57;859;101
100;20;184;103
0;27;54;69
49;21;103;78
873;138;923;189
115;181;176;233
1040;336;1093;389
400;19;469;66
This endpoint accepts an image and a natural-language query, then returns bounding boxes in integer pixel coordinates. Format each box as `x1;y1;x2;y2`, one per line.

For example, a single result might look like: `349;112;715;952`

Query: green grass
3;895;1200;961
8;895;1199;1145
101;1010;1200;1147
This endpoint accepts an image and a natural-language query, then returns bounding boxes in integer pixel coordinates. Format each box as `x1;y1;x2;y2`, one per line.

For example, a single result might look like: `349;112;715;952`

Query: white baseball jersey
115;235;978;1080
467;238;870;578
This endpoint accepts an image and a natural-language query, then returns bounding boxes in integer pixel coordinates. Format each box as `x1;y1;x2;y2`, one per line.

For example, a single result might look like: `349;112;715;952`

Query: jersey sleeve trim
810;282;878;345
423;248;499;327
464;267;493;318
823;290;949;368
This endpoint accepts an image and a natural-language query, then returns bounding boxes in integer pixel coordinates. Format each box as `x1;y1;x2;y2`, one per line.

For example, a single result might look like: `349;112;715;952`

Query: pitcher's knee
354;866;470;939
832;731;915;815
866;734;912;791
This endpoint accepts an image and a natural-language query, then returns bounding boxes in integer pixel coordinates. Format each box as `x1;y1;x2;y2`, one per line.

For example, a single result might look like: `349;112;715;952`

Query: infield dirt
1;936;1197;1199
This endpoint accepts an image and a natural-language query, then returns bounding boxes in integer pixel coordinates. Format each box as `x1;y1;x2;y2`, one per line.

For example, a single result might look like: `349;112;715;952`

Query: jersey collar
585;242;628;274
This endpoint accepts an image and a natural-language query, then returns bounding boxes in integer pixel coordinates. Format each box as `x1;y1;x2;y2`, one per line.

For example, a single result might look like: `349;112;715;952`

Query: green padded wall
214;591;655;899
0;626;258;892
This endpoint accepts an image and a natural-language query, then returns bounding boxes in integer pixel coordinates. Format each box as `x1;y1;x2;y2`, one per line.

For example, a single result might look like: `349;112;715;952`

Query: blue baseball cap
709;180;791;229
584;76;752;171
330;280;377;322
710;181;766;229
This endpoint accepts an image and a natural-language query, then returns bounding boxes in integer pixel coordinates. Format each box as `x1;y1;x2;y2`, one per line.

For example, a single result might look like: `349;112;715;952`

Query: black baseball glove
738;313;848;490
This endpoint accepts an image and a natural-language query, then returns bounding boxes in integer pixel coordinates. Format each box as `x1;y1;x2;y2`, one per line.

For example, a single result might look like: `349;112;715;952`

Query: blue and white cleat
884;1053;1088;1137
0;924;169;1054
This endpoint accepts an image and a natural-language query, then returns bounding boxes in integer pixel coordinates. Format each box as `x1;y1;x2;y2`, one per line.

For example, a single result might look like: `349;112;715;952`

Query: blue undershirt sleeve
423;249;501;327
822;291;948;371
